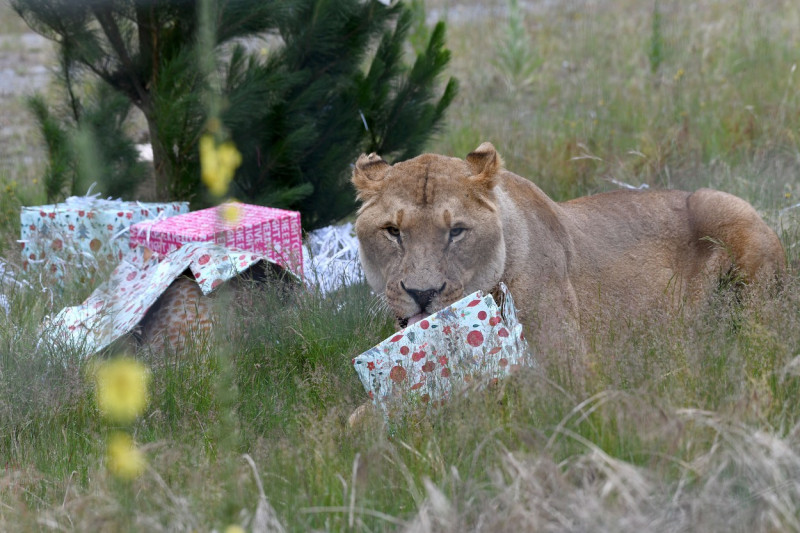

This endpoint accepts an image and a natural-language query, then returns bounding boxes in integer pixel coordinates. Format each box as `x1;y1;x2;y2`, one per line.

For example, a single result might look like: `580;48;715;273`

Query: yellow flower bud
220;202;242;224
200;135;242;197
107;432;145;480
95;357;149;423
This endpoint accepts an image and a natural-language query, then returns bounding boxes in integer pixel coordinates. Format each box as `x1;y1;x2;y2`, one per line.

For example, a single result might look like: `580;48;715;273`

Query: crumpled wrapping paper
352;283;532;415
43;241;284;358
0;258;30;316
302;222;364;295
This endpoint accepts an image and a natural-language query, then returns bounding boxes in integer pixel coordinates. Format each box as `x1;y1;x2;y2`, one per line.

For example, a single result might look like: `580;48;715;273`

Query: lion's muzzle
397;280;447;327
401;281;446;310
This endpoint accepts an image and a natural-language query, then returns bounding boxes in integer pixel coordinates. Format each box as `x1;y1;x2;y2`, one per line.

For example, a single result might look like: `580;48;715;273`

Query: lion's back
552;187;783;311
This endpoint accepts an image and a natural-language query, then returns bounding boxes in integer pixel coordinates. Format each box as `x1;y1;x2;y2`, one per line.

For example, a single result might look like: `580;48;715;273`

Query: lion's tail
687;188;786;284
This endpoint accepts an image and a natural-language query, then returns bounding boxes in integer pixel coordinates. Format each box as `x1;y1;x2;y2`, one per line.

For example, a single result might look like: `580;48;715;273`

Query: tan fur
353;142;786;354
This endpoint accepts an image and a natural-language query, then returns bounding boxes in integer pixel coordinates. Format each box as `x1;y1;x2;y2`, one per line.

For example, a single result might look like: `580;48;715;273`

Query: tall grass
7;277;800;530
431;0;800;206
2;0;800;530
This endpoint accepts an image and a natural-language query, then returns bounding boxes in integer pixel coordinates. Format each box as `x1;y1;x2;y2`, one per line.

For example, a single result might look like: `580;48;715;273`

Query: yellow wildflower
107;432;145;480
95;357;149;423
220;201;242;224
674;68;685;82
200;134;242;197
224;526;246;533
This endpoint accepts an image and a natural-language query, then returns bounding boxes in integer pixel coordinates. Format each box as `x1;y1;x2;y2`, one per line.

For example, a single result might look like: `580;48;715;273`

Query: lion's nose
401;281;446;309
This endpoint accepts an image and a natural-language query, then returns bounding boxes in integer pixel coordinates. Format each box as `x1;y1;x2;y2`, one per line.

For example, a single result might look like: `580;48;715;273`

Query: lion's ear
466;142;503;189
352;153;390;201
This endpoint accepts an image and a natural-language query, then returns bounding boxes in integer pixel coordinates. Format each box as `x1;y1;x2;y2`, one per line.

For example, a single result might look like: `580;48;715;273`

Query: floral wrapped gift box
43;241;293;358
19;197;188;278
352;283;533;414
130;202;303;277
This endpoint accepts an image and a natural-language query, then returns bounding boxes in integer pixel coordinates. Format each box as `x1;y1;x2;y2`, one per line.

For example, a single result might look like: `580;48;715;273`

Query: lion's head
353;142;507;327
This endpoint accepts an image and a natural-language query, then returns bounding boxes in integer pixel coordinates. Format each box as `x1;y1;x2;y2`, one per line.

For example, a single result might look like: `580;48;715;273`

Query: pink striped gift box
129;203;303;275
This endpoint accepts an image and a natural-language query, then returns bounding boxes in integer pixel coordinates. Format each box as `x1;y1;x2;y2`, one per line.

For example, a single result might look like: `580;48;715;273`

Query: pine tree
226;1;458;227
76;221;89;240
27;83;149;202
13;0;458;229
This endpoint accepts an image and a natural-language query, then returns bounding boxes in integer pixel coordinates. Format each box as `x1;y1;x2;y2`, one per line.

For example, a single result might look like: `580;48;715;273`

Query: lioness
352;142;785;355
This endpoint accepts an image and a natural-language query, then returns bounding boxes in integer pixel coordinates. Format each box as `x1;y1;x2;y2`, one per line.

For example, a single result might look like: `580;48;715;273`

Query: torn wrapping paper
42;241;287;358
302;222;364;295
130;202;303;276
19;196;188;278
1;258;31;316
352;283;532;414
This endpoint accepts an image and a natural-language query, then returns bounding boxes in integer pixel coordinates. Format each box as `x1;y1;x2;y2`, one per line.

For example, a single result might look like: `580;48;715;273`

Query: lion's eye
449;227;466;240
385;226;401;238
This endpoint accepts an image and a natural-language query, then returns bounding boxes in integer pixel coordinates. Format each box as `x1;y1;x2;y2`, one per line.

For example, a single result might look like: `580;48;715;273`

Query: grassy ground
3;0;800;530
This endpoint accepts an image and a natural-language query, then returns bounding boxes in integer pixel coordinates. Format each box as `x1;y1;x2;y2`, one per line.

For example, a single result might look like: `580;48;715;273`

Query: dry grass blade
243;454;286;533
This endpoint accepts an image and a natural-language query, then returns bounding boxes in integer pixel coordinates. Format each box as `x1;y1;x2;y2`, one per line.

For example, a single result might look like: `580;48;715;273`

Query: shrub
13;0;458;229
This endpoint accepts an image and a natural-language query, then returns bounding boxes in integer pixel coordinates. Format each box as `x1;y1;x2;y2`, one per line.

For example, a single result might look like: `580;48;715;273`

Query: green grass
3;0;800;530
430;0;800;206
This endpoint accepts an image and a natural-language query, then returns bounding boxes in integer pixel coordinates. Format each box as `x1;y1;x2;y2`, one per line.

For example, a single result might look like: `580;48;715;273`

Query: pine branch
13;0;457;227
58;45;82;123
91;3;148;107
135;3;157;90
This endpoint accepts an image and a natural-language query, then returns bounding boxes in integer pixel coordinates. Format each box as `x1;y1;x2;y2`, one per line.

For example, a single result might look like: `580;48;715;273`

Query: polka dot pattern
352;283;532;416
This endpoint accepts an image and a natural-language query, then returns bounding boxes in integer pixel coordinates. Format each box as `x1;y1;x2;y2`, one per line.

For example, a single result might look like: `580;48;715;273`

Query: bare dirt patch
0;0;53;183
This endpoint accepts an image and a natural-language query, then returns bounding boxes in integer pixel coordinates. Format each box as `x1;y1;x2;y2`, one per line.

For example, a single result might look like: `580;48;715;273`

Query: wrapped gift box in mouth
352;283;534;415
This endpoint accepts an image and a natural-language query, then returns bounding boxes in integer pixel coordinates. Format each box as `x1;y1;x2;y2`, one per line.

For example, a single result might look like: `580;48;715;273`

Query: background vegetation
10;0;457;229
2;0;800;530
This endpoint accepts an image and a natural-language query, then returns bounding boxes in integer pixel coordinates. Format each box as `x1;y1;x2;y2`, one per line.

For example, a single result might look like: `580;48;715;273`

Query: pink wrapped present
130;202;303;276
352;283;532;415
